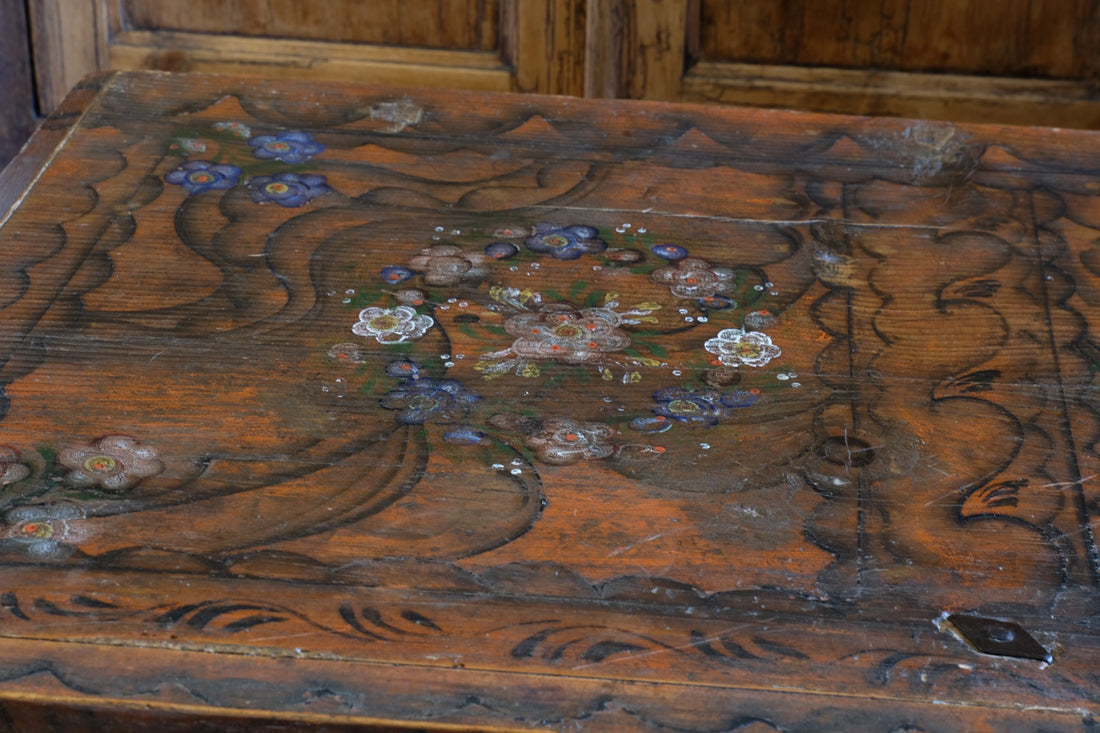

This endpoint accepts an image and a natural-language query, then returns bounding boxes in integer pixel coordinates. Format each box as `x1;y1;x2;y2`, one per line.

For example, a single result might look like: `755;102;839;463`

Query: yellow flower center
20;521;54;539
83;455;118;473
369;315;399;331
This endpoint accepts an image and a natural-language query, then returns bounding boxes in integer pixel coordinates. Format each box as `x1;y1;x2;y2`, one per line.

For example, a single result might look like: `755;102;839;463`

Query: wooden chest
0;71;1097;731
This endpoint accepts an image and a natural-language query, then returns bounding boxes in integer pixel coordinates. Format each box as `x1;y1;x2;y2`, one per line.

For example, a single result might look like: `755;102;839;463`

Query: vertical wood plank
585;0;688;100
500;0;586;95
27;0;109;113
582;0;621;97
0;0;38;168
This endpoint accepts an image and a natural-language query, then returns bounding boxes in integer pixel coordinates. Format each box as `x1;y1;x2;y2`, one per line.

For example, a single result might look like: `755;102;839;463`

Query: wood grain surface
700;0;1100;79
0;70;1098;731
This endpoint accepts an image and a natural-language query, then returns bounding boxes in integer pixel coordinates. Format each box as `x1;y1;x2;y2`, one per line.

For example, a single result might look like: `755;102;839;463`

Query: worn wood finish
1;70;1100;730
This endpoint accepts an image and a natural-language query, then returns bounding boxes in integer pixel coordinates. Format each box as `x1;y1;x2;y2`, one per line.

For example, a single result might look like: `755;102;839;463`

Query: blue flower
485;242;520;259
164;161;242;194
249;131;325;163
525;223;607;260
381;378;480;425
381;265;415;284
248;173;331;207
629;415;674;433
443;427;488;445
647;386;758;427
652;243;688;261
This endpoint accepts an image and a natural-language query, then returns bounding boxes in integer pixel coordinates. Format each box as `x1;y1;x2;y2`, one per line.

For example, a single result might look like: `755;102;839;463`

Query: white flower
352;306;434;343
704;329;781;368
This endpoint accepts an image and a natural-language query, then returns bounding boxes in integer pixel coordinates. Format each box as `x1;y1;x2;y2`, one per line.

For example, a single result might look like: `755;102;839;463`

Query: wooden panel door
24;1;1100;140
587;0;1100;128
686;0;1100;127
28;0;587;113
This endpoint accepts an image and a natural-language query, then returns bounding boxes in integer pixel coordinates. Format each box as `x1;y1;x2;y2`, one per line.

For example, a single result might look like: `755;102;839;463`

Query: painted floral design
485;242;520;259
0;447;30;485
525;418;614;465
352;306;434;343
328;342;367;365
381;265;415;285
213;121;251;138
606;248;645;264
408;245;490;286
381;378;480;425
649;386;757;426
328;221;785;467
394;289;427;307
651;258;734;299
505;305;630;364
0;502;88;559
385;359;422;379
58;435;163;492
249;130;325;163
699;294;734;310
493;225;532;239
525;223;607;260
248;173;331;207
443;427;489;446
704;329;781;368
170;138;207;154
652;243;688;261
744;309;778;330
164;161;242;194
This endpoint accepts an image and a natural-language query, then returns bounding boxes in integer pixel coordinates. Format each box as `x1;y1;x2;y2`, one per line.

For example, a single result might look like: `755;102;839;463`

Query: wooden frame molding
21;1;1100;157
27;0;589;113
107;30;515;92
682;61;1100;128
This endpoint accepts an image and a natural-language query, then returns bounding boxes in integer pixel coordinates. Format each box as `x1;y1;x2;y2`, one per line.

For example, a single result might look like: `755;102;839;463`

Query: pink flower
58;435;163;492
651;258;734;298
0;446;30;485
505;305;630;364
525;418;615;465
408;245;490;286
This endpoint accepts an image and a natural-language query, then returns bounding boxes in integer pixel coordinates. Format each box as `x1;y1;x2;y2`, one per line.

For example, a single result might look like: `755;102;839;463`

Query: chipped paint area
367;98;425;133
